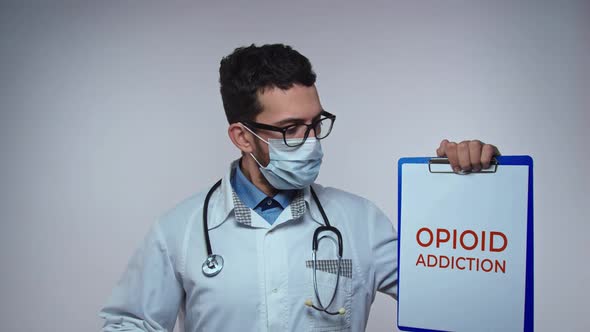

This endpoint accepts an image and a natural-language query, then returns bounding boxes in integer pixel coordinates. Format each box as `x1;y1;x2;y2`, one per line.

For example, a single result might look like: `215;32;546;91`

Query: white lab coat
99;160;398;332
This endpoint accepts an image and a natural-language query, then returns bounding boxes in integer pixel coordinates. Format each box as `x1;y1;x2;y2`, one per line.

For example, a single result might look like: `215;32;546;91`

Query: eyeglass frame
241;110;336;147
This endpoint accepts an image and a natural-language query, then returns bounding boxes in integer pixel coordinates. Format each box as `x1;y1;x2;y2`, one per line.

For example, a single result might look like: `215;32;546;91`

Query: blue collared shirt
230;161;296;224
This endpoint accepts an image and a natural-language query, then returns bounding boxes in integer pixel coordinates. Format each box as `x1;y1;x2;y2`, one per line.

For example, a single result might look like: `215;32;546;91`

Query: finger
436;139;449;157
481;144;498;169
445;142;460;172
457;141;471;171
469;140;483;171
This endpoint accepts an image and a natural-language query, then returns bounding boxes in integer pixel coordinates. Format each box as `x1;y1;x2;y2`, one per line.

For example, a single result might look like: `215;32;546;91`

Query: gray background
1;1;588;331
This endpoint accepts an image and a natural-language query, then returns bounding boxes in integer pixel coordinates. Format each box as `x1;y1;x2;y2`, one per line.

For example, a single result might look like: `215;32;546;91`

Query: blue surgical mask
243;126;323;190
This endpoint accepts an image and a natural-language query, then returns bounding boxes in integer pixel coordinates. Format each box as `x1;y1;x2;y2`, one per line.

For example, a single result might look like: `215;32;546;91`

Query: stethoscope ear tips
304;299;346;316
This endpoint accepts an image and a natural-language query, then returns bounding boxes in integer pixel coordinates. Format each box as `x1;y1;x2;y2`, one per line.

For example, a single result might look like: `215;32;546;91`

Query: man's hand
436;139;500;173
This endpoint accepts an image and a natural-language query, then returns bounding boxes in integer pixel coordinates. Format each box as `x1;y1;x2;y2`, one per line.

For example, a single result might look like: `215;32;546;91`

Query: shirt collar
207;159;319;230
231;162;266;209
231;160;296;210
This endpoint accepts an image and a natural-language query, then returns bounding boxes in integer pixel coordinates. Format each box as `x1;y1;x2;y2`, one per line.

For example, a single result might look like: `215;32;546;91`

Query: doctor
99;44;499;332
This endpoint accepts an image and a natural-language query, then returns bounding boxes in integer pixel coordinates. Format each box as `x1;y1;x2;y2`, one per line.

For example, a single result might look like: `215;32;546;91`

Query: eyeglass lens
283;117;334;147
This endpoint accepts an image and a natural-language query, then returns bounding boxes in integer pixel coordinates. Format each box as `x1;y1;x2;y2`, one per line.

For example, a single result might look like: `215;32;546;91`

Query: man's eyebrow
272;111;323;127
273;117;305;126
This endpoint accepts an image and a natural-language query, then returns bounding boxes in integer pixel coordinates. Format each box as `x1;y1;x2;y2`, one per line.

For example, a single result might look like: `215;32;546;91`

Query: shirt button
267;200;273;206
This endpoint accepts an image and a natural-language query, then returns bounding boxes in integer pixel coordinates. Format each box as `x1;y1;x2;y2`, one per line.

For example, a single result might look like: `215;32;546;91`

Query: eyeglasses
242;110;336;147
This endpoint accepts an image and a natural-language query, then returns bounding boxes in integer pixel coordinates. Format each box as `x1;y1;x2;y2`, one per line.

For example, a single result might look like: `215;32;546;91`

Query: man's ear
228;123;254;154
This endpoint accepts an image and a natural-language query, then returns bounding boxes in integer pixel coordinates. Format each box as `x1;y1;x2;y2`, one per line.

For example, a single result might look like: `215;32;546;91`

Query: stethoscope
201;179;346;316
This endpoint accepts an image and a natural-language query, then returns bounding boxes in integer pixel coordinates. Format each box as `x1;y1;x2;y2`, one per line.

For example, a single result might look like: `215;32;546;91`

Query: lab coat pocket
304;259;352;331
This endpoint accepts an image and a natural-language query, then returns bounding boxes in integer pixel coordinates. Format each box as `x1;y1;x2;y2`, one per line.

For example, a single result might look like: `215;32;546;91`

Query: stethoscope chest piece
202;254;224;277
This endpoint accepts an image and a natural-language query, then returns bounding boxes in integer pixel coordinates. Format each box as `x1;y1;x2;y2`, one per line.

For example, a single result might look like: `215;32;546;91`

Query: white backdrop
0;1;588;331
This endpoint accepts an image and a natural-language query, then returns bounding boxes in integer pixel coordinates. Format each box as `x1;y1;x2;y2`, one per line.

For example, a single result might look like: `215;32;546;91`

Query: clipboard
396;156;533;332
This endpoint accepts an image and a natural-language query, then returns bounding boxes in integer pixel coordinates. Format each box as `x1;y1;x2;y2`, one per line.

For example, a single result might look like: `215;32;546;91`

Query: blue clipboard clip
428;157;498;174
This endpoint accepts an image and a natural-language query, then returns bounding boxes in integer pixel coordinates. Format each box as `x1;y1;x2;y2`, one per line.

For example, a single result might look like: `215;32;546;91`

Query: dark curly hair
219;44;317;124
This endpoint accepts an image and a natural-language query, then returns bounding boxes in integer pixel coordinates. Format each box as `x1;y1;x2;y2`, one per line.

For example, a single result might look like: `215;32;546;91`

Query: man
99;44;498;331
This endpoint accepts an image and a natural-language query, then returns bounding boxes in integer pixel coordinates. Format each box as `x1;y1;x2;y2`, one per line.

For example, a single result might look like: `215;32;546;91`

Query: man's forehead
256;84;322;122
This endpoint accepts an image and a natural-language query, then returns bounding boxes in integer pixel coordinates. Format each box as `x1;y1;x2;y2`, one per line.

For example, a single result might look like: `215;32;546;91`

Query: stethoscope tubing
312;235;342;314
201;179;345;315
203;179;222;257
